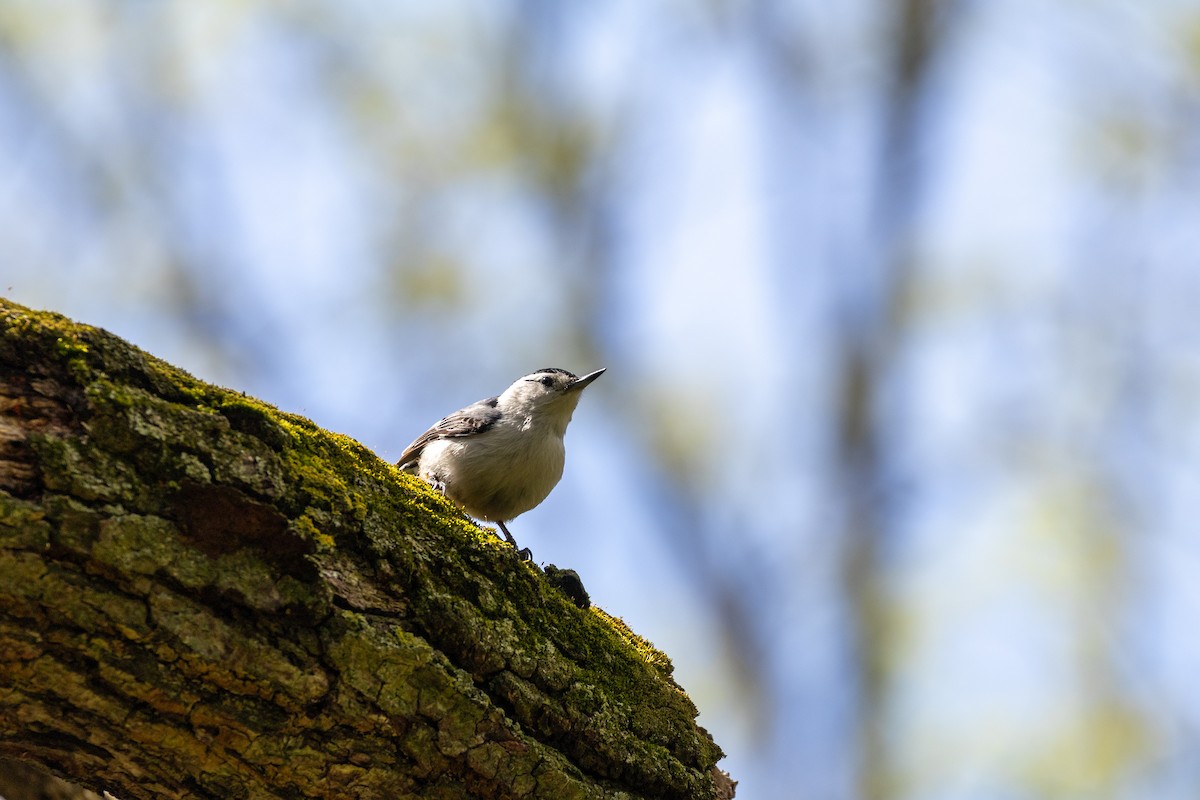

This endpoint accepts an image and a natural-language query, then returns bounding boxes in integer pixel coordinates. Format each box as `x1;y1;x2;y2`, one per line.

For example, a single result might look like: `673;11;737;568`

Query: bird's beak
568;368;606;391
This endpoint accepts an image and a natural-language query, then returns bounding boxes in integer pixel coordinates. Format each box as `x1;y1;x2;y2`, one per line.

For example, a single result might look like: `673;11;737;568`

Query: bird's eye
540;376;554;387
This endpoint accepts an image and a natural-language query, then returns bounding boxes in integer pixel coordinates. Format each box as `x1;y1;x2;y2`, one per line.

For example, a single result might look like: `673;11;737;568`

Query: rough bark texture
0;756;106;800
0;298;730;800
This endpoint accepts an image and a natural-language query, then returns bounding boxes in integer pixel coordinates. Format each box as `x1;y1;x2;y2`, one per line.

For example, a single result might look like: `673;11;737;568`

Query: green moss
0;303;98;384
92;514;184;576
327;614;424;718
591;607;675;678
0;496;51;548
0;549;49;597
291;513;334;550
0;297;727;797
40;495;104;553
31;435;145;504
0;549;150;639
217;395;291;451
399;723;452;780
148;587;328;708
529;764;596;800
54;335;88;357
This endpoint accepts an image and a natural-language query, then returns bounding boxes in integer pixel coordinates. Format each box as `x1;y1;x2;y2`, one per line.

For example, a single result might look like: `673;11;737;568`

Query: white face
503;369;582;409
524;369;579;392
498;367;604;416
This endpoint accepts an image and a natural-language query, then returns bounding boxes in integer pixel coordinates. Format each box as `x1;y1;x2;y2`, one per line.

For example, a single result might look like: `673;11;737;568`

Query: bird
397;367;605;557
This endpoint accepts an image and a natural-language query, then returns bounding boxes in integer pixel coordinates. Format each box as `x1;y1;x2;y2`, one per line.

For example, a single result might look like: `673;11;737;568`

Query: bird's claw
495;521;533;561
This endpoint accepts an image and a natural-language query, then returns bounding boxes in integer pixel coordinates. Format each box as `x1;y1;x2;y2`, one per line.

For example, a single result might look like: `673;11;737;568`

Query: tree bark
0;756;106;800
0;298;732;800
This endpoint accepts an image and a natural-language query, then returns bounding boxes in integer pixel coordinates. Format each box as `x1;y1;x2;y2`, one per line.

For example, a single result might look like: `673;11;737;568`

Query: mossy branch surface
0;298;728;800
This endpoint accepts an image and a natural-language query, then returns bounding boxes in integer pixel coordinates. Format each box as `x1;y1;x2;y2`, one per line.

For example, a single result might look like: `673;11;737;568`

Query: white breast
417;420;566;522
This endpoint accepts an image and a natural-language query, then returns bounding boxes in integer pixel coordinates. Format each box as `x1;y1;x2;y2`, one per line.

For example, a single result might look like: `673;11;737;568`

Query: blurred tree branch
0;298;730;800
831;2;959;797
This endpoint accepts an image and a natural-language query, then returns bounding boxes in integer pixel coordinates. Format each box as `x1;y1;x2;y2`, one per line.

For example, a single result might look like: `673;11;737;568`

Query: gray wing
396;396;501;470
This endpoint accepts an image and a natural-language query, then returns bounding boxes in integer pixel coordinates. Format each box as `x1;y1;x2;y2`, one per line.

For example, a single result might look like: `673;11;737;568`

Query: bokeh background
4;2;1200;798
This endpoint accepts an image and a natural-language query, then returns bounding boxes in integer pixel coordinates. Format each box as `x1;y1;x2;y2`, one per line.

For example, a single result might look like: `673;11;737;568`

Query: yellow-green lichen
0;496;50;547
54;335;88;357
0;297;727;799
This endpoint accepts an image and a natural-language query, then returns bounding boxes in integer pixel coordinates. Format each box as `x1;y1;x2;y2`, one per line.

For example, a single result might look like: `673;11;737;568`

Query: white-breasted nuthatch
397;367;605;556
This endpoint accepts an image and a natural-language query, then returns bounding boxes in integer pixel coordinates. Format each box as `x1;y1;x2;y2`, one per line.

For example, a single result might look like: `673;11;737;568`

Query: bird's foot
496;521;533;561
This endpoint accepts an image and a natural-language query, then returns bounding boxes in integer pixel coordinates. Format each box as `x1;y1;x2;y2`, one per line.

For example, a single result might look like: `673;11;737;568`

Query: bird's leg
495;520;518;547
496;521;533;561
425;472;530;560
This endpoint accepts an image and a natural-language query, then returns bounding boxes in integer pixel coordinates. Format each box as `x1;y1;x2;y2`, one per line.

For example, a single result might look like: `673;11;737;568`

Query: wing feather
396;396;501;470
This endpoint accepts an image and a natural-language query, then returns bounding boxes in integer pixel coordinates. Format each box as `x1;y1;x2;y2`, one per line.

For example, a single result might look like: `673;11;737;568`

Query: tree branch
0;298;732;800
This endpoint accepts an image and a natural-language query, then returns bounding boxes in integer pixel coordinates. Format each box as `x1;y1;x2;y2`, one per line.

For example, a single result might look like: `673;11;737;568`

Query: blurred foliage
4;2;1200;800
